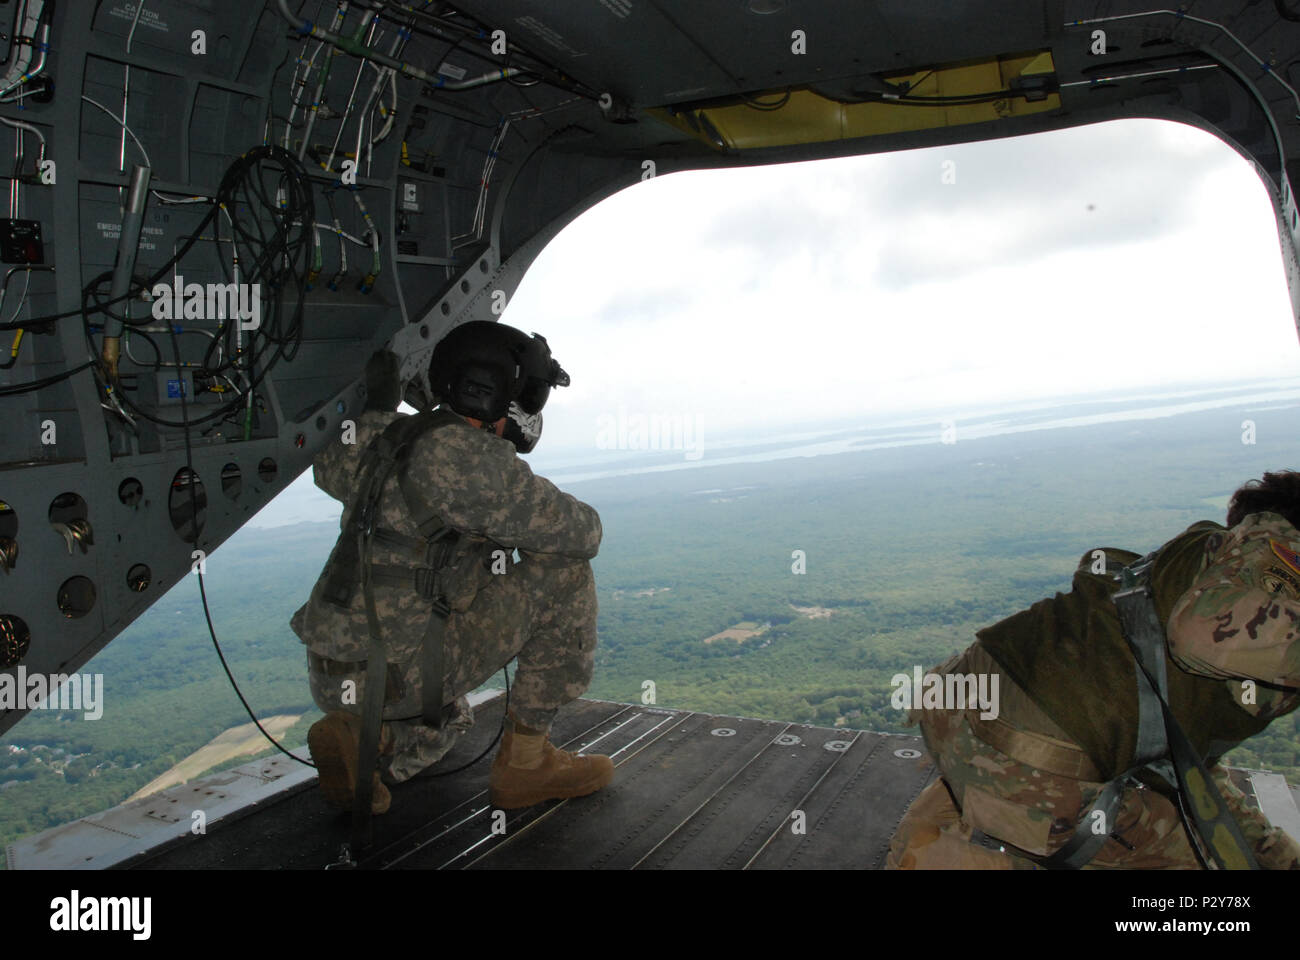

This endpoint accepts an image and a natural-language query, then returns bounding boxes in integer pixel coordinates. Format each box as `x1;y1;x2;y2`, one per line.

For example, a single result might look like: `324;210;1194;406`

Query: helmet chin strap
464;416;506;437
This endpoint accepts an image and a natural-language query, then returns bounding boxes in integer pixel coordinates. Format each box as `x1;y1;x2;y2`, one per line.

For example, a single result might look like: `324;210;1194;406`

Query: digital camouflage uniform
290;408;601;783
887;511;1300;870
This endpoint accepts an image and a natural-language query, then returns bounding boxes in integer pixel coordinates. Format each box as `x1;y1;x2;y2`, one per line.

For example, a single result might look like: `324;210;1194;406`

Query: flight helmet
428;320;569;449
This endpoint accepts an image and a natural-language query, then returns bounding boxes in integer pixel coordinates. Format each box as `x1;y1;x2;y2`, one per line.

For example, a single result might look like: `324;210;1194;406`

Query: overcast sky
255;117;1300;526
511;116;1299;451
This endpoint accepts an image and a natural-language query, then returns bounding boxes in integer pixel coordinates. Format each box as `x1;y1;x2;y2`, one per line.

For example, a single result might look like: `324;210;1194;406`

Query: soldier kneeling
291;321;613;814
888;471;1300;870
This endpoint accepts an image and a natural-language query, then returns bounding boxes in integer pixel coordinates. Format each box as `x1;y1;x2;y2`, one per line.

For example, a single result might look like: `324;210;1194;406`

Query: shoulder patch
1269;539;1300;577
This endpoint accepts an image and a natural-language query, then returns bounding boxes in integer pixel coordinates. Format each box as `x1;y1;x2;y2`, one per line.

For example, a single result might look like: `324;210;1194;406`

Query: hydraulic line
324;191;347;288
1066;9;1299;173
1;115;44;218
275;0;522;90
324;11;382;172
350;189;380;291
123;324;218;369
349;0;590;99
100;164;152;380
297;2;358;159
285;2;351;150
453;118;508;247
352;21;413;176
0;0;46;99
0;265;51;370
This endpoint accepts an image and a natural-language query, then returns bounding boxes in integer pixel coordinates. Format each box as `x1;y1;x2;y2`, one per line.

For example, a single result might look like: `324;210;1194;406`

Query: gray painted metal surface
1249;770;1300;846
114;697;939;870
8;687;502;869
7;752;317;869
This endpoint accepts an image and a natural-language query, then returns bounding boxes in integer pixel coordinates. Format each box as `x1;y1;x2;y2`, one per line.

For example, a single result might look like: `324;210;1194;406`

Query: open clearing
129;714;301;800
703;621;770;644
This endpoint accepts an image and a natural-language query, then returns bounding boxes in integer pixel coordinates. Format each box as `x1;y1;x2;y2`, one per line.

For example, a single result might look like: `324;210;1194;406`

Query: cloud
636;118;1248;292
503;116;1298;452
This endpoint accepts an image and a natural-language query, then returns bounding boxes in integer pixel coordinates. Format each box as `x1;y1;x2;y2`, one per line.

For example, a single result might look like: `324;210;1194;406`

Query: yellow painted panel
650;50;1060;151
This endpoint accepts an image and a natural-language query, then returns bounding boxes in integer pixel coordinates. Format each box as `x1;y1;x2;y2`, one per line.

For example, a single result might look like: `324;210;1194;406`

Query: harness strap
397;463;454;540
368;563;451;598
420;601;449;730
343;408;462;851
352;526;388;853
972;553;1260;870
1028;775;1132;869
1114;557;1173;772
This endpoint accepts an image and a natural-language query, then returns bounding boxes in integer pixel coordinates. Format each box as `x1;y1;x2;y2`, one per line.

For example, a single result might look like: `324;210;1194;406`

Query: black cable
48;147;314;430
199;574;317;767
891;91;1022;105
430;668;509;777
125;328;163;371
212;204;234;285
81;275;281;428
1277;0;1300;22
2;141;314;434
0;336;19;370
0;360;95;396
505;56;543;90
6;214;221;336
163;308;314;768
902;70;935;94
0;203;225;333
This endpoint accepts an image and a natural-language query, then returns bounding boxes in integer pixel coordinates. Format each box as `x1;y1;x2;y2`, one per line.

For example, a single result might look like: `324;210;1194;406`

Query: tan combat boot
489;716;614;810
307;711;394;815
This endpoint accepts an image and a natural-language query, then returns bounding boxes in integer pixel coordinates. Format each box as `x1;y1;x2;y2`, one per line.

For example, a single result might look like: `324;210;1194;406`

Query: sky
252;116;1300;526
510;116;1299;450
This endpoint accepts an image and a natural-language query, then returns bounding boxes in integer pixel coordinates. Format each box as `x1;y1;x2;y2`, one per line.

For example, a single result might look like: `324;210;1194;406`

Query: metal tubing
274;0;521;89
100;165;152;375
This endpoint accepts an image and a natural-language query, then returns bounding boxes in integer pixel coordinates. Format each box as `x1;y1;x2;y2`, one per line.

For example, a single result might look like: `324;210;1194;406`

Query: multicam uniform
290;408;602;783
887;511;1300;870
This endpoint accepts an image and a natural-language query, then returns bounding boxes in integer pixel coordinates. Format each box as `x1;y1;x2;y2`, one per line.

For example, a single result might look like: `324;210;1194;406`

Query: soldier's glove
403;376;434;412
364;349;403;412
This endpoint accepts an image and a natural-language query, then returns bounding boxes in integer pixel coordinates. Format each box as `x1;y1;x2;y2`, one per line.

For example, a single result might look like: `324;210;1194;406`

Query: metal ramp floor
126;697;937;870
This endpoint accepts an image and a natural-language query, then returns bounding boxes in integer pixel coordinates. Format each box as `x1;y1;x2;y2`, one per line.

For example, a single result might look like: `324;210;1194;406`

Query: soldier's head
427;320;569;453
1226;470;1300;531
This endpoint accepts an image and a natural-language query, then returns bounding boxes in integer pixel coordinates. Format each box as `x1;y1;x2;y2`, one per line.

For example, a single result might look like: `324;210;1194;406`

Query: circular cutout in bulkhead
169;468;207;542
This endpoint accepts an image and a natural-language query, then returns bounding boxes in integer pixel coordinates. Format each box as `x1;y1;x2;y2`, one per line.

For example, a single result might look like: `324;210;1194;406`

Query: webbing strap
397;465;453;540
1113;564;1258;870
421;602;449;730
1158;698;1260;869
992;556;1259;870
1034;775;1130;869
368;563;445;597
342;408;464;847
371;526;428;555
1113;581;1172;772
391;424;459;730
351;527;388;854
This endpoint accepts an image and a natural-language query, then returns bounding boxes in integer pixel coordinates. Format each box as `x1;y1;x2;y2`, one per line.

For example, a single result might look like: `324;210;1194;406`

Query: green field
2;391;1299;865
